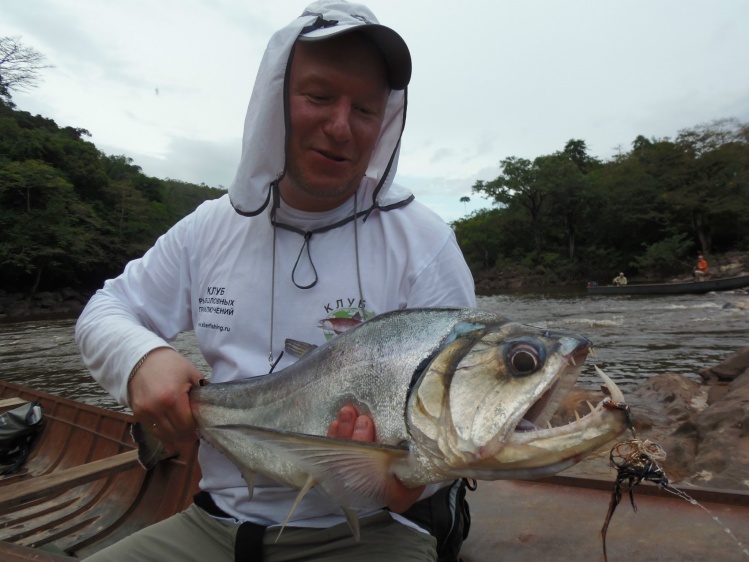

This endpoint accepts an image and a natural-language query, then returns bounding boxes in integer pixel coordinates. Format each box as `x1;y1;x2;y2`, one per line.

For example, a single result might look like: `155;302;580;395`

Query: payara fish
137;308;629;536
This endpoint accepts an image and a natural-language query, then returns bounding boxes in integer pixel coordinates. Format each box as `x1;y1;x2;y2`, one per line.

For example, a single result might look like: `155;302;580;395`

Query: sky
2;0;748;223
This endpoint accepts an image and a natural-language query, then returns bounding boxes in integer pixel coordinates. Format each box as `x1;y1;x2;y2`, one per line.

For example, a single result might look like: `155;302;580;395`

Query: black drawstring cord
268;351;284;374
291;231;318;290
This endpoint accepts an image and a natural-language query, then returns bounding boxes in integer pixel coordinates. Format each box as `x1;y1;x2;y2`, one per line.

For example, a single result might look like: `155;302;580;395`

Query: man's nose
322;100;352;142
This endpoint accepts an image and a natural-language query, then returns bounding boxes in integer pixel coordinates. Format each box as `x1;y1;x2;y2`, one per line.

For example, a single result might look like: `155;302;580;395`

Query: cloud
101;136;240;189
3;0;748;223
396;164;500;224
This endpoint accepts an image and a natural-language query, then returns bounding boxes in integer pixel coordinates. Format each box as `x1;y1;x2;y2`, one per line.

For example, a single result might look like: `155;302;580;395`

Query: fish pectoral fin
211;424;409;509
284;339;317;358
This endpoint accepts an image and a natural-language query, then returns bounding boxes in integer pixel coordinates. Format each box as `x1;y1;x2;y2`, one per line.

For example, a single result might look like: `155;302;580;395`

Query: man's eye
354;105;376;117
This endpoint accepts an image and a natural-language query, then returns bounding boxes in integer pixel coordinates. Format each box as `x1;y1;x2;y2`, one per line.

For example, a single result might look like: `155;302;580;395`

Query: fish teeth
586;401;596;413
568;356;577;367
589;348;597;358
594;365;625;403
574;410;581;421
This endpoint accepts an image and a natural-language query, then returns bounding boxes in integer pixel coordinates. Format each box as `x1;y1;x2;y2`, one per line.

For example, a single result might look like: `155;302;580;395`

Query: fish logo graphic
317;309;374;339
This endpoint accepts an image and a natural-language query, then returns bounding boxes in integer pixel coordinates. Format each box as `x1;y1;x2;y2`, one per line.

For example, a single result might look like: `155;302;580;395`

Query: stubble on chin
282;164;362;207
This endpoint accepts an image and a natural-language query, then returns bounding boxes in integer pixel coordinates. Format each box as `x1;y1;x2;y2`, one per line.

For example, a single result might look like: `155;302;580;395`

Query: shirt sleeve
75;213;197;407
406;231;476;309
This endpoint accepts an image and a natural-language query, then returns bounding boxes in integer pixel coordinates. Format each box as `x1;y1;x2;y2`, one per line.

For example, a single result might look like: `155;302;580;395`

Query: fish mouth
513;364;626;438
517;343;593;430
477;363;629;477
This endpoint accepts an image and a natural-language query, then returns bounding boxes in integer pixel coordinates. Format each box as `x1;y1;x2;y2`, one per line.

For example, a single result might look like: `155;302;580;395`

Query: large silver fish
138;308;629;533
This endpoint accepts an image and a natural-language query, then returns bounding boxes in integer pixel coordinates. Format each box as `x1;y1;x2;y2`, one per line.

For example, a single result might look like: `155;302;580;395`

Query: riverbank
3;253;748;319
0;288;91;321
474;250;749;295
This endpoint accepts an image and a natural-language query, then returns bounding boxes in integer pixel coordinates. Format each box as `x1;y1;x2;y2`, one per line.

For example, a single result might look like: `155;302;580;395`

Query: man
75;2;475;561
612;272;627;286
693;254;709;281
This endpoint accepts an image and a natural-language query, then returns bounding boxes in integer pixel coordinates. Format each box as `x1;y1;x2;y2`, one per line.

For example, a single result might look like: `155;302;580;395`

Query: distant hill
0;99;226;293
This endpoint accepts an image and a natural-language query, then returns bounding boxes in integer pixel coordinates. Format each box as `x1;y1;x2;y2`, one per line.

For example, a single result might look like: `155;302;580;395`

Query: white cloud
3;0;748;222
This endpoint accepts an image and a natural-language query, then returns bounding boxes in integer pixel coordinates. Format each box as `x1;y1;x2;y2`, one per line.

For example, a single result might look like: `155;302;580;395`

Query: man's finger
352;415;374;442
327;419;340;438
335;405;357;439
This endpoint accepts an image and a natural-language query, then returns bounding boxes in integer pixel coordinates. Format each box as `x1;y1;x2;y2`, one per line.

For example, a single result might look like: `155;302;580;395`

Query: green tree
161;178;225;222
630;234;694;277
0;160;102;291
665;119;749;254
0;101;226;292
452;208;505;270
534;152;588;259
473;156;545;252
459;195;470;215
563;139;599;174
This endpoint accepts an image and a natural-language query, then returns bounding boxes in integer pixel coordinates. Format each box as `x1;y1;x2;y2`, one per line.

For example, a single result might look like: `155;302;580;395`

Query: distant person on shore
612;272;627;286
693;254;709;281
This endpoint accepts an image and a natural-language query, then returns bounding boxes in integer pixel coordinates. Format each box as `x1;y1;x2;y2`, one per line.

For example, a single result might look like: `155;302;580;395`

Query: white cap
298;1;412;90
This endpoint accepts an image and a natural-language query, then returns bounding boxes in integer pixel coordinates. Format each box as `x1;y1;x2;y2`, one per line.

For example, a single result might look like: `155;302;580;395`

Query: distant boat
586;275;749;296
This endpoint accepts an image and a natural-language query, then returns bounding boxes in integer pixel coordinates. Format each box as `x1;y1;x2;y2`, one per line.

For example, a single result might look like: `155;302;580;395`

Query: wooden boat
0;380;201;561
586;274;749;295
2;380;749;561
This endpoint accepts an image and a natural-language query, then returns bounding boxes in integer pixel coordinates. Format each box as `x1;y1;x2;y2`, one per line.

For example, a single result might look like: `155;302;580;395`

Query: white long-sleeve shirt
76;192;475;527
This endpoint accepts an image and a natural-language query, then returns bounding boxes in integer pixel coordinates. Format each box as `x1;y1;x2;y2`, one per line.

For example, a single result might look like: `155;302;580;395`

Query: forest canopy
3;37;747;292
0;99;225;293
457;120;749;281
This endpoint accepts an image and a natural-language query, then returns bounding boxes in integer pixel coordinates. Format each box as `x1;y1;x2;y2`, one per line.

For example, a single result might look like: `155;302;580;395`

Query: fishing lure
600;402;669;562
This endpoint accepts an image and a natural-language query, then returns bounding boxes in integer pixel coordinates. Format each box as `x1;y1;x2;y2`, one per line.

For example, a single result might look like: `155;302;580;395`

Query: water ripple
1;291;748;404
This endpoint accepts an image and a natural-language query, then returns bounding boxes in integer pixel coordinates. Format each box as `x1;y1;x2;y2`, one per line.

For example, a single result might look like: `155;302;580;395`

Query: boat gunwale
586;274;749;296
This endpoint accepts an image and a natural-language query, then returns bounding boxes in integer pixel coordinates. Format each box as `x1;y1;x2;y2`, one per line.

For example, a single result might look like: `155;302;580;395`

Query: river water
1;290;748;412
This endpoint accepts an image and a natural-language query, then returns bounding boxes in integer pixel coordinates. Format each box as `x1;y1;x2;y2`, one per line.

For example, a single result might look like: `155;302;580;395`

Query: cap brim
299;23;411;90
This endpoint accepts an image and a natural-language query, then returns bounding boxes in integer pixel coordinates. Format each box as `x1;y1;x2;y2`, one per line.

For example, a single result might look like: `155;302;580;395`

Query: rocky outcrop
662;347;749;489
0;288;91;320
555;349;749;490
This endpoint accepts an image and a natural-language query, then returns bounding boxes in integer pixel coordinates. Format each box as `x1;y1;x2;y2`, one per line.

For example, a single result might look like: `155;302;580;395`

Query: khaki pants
84;505;437;562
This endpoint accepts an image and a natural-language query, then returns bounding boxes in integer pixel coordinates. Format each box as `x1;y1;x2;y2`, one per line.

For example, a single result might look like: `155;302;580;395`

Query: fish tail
131;422;169;470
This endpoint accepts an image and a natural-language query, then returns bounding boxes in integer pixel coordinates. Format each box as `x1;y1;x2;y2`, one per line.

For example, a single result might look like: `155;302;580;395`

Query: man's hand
327;404;425;513
127;347;204;444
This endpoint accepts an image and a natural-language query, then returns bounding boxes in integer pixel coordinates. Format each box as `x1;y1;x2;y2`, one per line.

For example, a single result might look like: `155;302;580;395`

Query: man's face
279;34;390;212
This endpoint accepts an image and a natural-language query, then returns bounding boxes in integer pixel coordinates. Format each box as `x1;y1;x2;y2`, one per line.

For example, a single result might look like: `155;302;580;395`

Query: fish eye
505;341;544;377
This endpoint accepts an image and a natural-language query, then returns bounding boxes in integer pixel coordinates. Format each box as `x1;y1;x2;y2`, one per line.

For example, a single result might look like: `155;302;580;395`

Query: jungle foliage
457;122;749;281
0;100;225;293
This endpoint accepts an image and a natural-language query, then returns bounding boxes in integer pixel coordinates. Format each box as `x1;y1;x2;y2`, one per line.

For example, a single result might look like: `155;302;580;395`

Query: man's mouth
316;149;347;163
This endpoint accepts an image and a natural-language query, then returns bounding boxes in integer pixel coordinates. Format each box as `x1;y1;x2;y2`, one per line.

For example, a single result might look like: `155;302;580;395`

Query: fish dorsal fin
284;339;318;358
210;424;409;510
275;474;317;543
